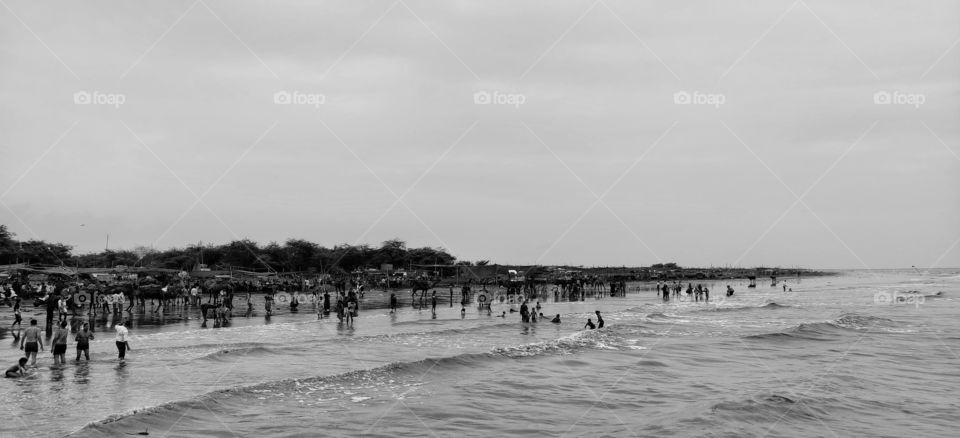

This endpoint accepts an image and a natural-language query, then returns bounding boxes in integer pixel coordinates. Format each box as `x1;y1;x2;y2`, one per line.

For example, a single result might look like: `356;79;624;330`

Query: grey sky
1;0;958;269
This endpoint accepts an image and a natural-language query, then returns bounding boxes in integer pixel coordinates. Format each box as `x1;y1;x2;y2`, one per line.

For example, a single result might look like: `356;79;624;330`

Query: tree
18;240;72;265
0;224;467;273
285;239;318;271
222;239;263;270
0;225;17;264
371;239;407;268
260;242;289;271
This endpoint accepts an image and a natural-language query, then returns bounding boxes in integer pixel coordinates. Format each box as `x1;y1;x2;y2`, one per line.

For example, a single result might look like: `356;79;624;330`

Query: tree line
0;226;458;274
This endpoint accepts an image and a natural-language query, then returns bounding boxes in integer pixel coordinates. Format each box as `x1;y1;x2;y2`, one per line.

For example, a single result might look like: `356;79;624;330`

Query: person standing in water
390;292;398;313
75;322;94;361
58;294;69;323
431;291;438;316
20;319;43;366
11;298;22;328
595;311;604;328
51;321;69;365
115;320;129;361
346;300;355;326
335;294;344;322
264;294;274;316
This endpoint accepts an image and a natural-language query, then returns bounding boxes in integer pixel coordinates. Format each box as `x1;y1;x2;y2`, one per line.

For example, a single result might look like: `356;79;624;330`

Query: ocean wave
695;302;791;313
711;393;827;422
71;329;632;436
833;313;897;330
746;313;900;341
196;345;276;362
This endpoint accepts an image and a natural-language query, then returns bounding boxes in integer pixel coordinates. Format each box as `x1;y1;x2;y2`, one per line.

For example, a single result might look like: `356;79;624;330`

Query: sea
1;269;957;437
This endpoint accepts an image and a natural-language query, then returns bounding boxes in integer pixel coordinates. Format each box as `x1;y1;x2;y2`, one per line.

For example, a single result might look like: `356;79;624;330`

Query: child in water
5;358;27;378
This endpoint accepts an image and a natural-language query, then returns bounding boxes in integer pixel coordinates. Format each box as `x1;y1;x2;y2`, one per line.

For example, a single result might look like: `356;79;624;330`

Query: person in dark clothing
45;294;57;333
584;318;595;330
11;298;22;328
595;311;604;328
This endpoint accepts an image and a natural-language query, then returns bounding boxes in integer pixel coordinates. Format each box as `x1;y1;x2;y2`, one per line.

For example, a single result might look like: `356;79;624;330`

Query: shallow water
2;269;958;437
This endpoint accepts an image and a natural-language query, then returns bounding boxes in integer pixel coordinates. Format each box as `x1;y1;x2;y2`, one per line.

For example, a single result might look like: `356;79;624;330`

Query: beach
0;269;956;437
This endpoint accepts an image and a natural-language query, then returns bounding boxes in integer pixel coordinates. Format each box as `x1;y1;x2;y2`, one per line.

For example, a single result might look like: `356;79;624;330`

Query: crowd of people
5;317;132;378
4;276;760;378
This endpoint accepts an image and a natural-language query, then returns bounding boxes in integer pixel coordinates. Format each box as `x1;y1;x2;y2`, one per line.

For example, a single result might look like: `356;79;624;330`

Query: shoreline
0;275;807;339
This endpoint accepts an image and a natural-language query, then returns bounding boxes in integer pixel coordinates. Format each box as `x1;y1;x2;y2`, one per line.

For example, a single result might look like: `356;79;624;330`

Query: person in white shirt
58;296;69;322
115;320;130;360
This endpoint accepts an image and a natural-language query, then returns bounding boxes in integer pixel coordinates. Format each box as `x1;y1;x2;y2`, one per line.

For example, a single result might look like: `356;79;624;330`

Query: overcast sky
1;0;958;269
